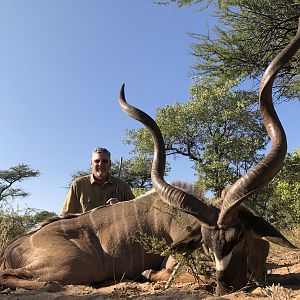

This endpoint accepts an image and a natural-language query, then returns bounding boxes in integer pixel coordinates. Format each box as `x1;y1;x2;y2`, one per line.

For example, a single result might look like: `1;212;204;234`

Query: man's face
91;152;111;180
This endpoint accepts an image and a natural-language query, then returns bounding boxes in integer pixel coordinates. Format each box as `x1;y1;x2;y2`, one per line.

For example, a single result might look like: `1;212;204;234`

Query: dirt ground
1;242;299;300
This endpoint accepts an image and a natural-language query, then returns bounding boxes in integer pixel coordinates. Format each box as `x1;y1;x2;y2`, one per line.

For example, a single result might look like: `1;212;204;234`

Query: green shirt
60;174;135;215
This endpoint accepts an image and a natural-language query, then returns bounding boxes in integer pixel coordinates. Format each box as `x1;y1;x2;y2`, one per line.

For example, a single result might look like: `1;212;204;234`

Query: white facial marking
214;251;233;272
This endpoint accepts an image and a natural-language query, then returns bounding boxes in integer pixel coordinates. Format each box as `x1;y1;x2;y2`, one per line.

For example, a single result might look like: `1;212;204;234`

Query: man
60;147;135;215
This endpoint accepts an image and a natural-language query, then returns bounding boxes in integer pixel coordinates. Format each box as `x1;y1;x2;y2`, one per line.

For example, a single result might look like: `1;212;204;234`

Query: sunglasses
94;159;109;164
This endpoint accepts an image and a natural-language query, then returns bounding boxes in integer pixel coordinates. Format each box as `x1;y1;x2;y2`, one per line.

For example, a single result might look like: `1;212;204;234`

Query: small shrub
135;231;212;285
0;205;56;252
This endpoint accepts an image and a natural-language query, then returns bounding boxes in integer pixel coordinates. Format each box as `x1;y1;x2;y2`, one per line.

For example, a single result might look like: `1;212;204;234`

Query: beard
94;168;109;180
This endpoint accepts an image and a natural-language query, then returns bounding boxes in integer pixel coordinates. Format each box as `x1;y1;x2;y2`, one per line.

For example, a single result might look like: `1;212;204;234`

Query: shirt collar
90;173;114;185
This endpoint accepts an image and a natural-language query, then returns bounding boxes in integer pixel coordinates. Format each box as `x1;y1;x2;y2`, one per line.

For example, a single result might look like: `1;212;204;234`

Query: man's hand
106;198;119;205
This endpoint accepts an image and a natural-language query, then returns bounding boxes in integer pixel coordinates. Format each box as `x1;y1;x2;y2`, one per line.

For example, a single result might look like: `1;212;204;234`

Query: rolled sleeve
60;183;80;215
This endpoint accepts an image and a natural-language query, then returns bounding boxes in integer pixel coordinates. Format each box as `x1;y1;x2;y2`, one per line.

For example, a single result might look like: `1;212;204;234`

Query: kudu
0;22;299;295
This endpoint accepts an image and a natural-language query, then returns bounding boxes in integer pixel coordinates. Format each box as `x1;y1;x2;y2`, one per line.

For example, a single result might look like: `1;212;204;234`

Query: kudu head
119;19;300;295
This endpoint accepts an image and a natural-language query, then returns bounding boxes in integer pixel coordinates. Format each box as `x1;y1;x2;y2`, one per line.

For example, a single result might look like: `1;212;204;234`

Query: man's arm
106;180;134;205
60;183;79;215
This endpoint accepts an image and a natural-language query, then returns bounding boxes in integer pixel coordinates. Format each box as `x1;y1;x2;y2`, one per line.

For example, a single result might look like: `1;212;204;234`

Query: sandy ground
1;243;299;300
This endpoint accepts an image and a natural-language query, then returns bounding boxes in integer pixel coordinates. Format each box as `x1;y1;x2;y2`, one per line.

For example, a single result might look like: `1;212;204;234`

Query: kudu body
0;21;299;295
0;191;198;284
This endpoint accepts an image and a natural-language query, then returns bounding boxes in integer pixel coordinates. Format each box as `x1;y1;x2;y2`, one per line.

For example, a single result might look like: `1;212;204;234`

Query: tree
110;155;153;190
249;149;300;228
0;164;58;249
125;78;268;196
0;164;40;204
0;207;56;250
157;0;300;100
29;210;57;226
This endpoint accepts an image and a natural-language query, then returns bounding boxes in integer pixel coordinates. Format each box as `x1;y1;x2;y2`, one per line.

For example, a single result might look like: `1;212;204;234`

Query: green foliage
125;78;268;196
271;150;300;227
135;232;169;254
110;155;155;190
250;150;300;228
172;248;212;282
0;163;45;250
134;200;213;283
132;188;148;198
30;210;57;225
0;164;40;203
68;169;90;186
135;232;211;284
134;203;194;256
0;206;56;251
157;0;300;100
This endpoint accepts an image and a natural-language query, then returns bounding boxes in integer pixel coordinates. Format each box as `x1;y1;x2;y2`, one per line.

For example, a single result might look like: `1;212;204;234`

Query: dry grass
262;284;293;300
284;225;300;247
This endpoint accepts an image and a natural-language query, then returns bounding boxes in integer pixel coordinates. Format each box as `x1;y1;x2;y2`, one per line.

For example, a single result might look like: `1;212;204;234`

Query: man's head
91;147;112;181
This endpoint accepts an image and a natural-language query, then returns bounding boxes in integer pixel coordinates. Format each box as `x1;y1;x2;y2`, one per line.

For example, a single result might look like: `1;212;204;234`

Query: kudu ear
245;213;298;250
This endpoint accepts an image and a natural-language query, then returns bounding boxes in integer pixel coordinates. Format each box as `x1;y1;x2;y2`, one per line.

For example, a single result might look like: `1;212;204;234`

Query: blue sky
0;1;299;214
